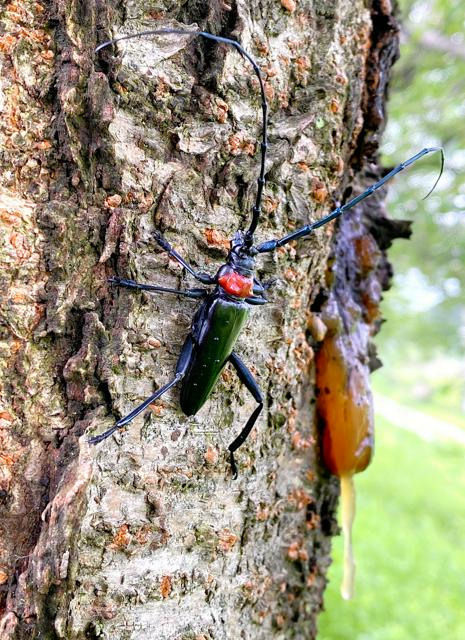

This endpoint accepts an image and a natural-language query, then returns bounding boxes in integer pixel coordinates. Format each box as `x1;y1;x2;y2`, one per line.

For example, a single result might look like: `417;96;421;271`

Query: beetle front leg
244;296;268;306
154;231;215;284
228;352;263;479
253;277;277;296
108;276;208;299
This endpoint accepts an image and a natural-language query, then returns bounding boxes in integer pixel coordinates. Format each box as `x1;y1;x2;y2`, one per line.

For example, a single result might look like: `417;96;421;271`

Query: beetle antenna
255;146;445;254
422;146;444;200
95;28;268;249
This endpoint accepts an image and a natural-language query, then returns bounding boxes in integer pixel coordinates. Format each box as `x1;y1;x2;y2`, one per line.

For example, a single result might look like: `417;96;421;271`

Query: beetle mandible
89;28;443;477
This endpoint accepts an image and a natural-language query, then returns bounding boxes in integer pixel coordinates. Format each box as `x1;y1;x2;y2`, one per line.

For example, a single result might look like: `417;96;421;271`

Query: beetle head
228;231;256;275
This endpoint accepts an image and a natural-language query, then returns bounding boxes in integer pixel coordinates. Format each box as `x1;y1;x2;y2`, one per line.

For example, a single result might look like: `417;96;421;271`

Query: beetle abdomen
180;297;249;415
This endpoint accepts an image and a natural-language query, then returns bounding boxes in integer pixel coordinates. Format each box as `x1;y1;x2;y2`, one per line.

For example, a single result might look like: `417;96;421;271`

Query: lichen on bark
0;1;402;638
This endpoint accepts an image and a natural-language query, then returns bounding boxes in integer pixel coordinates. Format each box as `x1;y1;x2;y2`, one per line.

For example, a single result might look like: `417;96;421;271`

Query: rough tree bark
0;1;403;638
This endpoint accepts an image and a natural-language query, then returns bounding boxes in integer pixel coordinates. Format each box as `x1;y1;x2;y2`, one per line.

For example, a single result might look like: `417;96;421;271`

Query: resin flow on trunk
316;311;375;600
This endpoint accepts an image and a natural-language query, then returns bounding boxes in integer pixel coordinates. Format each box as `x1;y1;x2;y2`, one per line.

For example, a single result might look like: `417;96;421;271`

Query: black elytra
89;28;444;478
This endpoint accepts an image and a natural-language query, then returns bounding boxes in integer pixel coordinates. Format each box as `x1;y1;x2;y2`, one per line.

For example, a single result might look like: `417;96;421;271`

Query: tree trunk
0;1;400;638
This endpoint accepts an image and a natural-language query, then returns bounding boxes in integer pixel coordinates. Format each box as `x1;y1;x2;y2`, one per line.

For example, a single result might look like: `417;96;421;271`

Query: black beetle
89;28;443;477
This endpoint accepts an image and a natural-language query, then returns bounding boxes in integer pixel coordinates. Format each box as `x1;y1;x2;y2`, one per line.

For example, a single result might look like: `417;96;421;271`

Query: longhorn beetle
89;28;443;477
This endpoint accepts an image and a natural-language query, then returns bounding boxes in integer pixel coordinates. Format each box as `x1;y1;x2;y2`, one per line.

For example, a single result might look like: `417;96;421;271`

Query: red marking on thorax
218;271;254;298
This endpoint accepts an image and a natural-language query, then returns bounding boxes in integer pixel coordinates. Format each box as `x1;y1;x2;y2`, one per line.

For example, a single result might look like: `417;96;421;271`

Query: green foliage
372;370;465;429
318;417;465;640
377;0;465;410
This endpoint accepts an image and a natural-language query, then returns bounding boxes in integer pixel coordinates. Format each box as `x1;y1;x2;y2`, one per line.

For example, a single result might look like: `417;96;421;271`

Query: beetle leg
108;276;208;299
88;337;194;444
253;277;276;295
245;296;268;305
262;278;277;290
252;278;265;296
154;231;215;284
87;378;182;444
227;352;263;479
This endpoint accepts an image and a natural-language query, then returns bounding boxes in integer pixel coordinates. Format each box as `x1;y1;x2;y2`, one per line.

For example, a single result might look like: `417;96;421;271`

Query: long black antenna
255;147;444;254
95;28;268;247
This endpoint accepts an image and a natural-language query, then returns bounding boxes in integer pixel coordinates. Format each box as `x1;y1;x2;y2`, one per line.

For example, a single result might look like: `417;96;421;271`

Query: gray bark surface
0;1;400;638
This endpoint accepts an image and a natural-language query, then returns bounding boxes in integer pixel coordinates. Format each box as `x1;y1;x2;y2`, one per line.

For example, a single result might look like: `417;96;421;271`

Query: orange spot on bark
0;453;18;467
105;194;122;209
221;368;233;383
228;134;255;157
8;232;31;261
287;541;301;560
203;228;230;251
146;337;162;349
0;35;16;53
288;488;313;510
204;446;219;465
217;528;238;552
11;340;23;354
330;98;340;113
262;65;277;78
281;0;296;12
275;614;286;628
134;525;152;544
256;505;269;521
149;403;164;416
262;195;279;213
10;290;28;303
283;267;298;282
295;55;310;71
34;140;52;151
109;524;131;549
264;81;275;100
214;97;229;123
291;431;314;450
160;575;172;599
254;38;269;55
306;511;320;530
311;178;328;203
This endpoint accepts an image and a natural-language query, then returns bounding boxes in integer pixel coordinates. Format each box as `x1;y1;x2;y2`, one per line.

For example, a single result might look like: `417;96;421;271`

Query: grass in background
317;416;465;640
372;370;465;431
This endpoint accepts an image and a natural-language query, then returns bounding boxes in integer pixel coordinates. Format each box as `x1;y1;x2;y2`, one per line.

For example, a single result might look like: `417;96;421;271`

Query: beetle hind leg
228;352;264;479
88;375;183;444
88;337;194;444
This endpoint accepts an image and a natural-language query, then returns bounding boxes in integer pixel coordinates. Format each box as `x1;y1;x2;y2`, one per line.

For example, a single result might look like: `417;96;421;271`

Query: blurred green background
318;0;465;637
